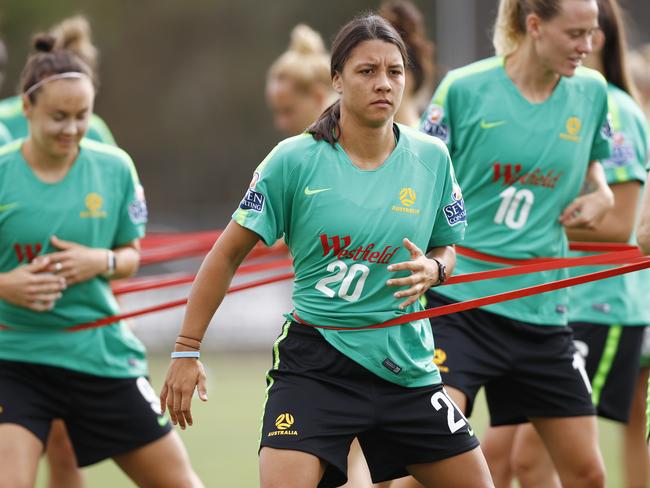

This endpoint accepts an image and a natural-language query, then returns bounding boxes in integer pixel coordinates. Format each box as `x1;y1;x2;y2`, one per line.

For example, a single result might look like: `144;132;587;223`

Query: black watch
431;258;447;286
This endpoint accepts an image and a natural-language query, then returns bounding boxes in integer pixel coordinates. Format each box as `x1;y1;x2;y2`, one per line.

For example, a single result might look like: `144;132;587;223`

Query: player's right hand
0;257;67;311
160;357;208;429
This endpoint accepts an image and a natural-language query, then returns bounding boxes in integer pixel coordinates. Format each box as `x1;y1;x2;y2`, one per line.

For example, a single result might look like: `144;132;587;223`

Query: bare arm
160;221;261;428
637;173;650;254
566;181;641;243
45;236;141;284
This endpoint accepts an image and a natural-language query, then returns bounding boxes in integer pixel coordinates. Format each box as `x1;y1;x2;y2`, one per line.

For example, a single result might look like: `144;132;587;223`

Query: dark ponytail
307;13;407;146
307;100;341;144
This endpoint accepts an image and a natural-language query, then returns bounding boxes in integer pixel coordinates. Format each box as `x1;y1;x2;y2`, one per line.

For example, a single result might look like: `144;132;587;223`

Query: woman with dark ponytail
0;34;202;487
0;15;115;144
161;13;494;488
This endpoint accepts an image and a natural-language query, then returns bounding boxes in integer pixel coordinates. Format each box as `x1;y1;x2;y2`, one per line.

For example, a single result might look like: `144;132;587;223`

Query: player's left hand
560;188;614;229
386;237;439;310
45;235;108;285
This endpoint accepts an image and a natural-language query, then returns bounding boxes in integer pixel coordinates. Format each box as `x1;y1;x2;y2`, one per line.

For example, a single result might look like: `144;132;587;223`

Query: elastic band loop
171;351;200;359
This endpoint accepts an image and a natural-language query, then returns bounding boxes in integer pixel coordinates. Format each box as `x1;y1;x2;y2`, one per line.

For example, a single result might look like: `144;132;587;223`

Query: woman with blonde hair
266;23;336;135
481;2;650;487
420;0;614;487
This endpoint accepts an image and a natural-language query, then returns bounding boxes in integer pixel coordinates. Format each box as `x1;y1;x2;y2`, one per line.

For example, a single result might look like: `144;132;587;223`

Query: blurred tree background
1;0;648;231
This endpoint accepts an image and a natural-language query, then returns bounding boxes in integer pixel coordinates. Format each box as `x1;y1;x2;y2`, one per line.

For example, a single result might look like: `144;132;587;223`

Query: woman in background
0;15;115;145
420;0;614;486
482;1;650;487
266;23;336;136
379;0;435;128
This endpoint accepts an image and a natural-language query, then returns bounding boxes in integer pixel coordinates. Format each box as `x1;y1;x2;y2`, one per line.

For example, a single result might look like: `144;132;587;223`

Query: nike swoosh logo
304;187;332;196
0;203;17;212
480;119;507;129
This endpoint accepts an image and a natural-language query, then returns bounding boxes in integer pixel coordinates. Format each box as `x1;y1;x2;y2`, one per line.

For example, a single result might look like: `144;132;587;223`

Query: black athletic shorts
260;321;479;487
570;322;646;422
0;359;172;467
425;291;596;426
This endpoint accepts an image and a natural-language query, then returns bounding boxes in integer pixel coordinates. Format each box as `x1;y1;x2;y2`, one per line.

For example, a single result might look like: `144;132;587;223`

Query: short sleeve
589;92;613;163
0;122;11;146
602;122;648;185
232;144;287;246
428;150;466;249
420;76;453;150
86;114;117;146
114;157;147;246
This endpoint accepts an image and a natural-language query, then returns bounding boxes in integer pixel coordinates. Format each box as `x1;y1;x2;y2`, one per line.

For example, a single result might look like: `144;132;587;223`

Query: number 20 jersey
232;125;466;387
421;57;612;325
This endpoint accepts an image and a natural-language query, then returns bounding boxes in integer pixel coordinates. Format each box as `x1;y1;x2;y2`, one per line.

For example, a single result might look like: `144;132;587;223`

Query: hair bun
33;34;56;53
289;24;326;56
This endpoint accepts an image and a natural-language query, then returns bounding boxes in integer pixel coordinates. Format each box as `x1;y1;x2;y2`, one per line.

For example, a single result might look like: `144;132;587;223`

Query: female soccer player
266;24;336;136
379;0;435;128
480;1;650;487
0;15;115;144
161;14;494;488
0;35;202;488
420;0;614;487
0;16;120;488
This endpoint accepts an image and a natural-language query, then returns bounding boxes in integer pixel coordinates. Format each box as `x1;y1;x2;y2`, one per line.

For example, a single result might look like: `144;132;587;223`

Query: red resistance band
295;258;650;331
0;245;647;333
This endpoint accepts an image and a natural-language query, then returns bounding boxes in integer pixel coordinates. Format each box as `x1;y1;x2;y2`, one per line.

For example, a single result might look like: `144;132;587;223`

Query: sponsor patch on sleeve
239;189;265;212
601;113;613;139
128;184;148;224
421;103;449;143
443;185;466;226
602;132;635;168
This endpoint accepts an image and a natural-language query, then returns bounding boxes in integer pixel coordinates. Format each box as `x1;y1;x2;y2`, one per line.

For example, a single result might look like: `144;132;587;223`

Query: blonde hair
493;0;564;56
49;15;98;73
267;24;330;92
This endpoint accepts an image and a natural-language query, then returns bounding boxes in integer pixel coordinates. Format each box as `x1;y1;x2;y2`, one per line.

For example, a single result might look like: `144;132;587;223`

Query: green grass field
34;352;626;487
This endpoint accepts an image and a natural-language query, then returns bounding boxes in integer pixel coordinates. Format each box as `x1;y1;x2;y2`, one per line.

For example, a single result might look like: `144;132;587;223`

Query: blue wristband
171;351;200;359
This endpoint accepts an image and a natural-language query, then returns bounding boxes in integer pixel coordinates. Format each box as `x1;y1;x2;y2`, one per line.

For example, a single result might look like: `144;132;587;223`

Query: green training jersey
0;139;148;377
233;125;466;387
421;57;612;325
0;121;10;146
569;83;650;325
0;95;116;145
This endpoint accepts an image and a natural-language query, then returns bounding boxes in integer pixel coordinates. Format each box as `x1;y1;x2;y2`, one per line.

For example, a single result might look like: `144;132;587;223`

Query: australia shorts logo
268;413;298;437
240;188;265;212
